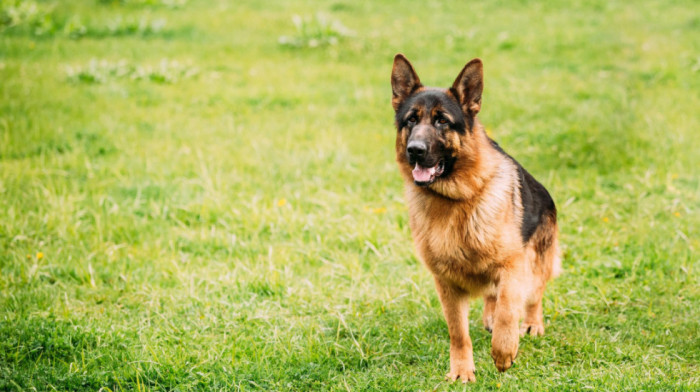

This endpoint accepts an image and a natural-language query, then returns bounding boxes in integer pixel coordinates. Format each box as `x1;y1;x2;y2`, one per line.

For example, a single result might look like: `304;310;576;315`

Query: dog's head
391;54;483;189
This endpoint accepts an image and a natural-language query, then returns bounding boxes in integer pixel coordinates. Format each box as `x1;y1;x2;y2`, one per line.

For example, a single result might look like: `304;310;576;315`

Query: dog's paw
491;349;516;372
445;369;476;383
520;323;544;337
491;335;518;372
446;359;476;383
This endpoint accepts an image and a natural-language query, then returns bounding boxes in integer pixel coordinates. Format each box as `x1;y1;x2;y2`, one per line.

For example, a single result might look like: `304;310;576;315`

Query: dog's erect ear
451;58;483;117
391;54;422;111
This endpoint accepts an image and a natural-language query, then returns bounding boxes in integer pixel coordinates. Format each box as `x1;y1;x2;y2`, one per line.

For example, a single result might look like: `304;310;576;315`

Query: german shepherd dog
391;54;561;382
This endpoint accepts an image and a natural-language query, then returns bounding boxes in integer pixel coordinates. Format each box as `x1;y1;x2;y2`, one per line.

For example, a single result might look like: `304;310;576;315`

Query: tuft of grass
1;1;175;39
104;14;166;36
98;0;188;9
0;0;57;36
1;0;698;391
65;58;198;84
278;13;354;48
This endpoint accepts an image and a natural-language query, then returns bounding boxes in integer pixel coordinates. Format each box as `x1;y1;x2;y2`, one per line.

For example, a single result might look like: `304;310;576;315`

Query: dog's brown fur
391;54;561;382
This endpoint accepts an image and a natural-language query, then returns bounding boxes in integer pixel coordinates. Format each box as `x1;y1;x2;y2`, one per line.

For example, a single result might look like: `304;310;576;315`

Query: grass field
1;0;699;390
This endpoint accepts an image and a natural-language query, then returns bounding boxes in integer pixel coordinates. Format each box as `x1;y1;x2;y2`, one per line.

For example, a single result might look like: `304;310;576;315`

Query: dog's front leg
490;273;523;372
434;278;475;383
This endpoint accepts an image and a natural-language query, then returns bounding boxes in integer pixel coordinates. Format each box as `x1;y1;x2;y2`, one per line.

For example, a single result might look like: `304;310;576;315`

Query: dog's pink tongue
412;163;436;182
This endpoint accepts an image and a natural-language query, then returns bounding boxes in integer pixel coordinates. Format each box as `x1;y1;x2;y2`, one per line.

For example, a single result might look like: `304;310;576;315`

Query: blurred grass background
1;0;698;390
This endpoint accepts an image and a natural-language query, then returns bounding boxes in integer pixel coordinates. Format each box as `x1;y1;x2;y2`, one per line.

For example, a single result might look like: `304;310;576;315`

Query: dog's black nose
407;140;427;159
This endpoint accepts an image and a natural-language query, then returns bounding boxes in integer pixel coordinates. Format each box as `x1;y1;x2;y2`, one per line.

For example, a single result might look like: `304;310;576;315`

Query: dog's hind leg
520;245;546;336
520;291;545;337
521;218;559;337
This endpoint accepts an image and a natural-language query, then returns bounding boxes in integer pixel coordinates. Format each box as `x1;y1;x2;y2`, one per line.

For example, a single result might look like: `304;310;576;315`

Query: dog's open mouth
412;160;445;186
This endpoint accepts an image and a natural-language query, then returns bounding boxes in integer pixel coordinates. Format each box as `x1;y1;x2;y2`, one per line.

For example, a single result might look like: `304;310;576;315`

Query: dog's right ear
391;54;422;112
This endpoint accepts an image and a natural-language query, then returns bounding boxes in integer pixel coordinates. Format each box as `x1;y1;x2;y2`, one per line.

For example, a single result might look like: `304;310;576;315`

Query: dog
391;54;561;382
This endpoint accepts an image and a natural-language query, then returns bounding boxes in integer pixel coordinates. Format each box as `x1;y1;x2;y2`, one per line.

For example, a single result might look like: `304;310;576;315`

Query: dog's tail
550;236;562;279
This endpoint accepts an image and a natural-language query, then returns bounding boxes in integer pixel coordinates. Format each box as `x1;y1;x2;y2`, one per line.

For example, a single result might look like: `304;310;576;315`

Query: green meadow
1;0;698;390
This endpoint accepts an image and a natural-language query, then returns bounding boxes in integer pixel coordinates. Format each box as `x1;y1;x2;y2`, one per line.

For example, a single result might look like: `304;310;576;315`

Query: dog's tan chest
406;192;508;288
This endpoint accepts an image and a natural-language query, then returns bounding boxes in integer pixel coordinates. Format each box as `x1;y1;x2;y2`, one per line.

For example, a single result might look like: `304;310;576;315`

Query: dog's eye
407;115;418;125
436;117;448;126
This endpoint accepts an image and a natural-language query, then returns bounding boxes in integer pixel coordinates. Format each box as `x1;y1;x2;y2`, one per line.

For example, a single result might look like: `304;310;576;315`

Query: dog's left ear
451;58;483;118
391;54;422;111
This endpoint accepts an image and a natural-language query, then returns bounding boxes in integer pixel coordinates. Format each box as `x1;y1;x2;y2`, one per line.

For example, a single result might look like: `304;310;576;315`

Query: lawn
1;0;698;390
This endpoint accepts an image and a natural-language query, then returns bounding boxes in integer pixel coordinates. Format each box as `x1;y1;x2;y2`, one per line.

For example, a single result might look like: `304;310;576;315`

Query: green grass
1;0;698;390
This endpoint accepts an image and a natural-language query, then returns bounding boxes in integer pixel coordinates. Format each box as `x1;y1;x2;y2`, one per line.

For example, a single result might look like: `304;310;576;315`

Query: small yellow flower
26;254;31;259
36;252;44;260
674;212;680;217
497;382;502;388
603;217;609;223
372;207;387;214
277;198;287;207
671;173;678;179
